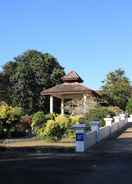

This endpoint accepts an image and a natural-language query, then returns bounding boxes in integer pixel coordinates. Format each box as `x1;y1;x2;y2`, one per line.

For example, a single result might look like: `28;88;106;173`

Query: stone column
61;98;64;115
50;96;53;114
104;117;113;126
83;94;87;113
72;124;86;152
90;121;100;143
119;113;126;121
104;117;113;136
113;116;120;123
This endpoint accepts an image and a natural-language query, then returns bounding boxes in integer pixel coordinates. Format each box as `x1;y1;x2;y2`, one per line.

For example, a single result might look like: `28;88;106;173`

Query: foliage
67;115;84;139
0;103;24;138
107;106;122;115
69;115;82;124
1;50;65;113
32;111;46;130
85;106;118;127
102;68;130;110
19;115;32;134
0;73;9;103
126;98;132;114
35;114;82;140
42;115;70;140
43;119;64;140
21;115;32;125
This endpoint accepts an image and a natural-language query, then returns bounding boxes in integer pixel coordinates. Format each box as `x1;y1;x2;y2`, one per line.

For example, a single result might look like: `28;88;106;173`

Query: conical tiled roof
41;82;98;97
41;70;99;98
61;71;83;83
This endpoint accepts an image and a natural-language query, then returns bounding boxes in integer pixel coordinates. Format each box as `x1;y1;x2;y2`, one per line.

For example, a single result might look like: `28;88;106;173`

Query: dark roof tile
41;83;98;97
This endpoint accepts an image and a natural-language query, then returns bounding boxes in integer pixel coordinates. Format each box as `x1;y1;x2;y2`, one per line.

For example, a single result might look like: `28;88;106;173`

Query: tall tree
0;73;7;102
101;68;130;110
1;50;65;113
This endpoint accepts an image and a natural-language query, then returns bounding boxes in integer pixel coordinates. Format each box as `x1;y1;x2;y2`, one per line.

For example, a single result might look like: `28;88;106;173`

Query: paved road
1;123;132;184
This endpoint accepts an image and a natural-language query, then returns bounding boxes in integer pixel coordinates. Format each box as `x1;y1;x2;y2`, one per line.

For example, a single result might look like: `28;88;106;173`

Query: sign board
76;133;84;141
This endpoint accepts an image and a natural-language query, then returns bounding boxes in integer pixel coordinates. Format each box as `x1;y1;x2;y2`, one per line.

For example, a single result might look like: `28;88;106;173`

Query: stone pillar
61;98;64;115
83;94;87;113
128;114;132;123
120;113;126;121
104;117;113;126
104;117;113;136
113;116;120;123
72;124;86;152
50;96;53;114
90;121;100;143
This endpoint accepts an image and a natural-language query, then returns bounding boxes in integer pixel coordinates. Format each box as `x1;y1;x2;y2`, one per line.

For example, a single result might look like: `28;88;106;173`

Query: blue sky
0;0;132;89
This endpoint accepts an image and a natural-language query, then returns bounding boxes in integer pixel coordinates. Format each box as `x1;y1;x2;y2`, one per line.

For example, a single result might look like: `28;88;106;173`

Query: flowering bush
0;103;24;138
55;115;70;129
69;115;82;125
35;114;83;140
43;119;64;140
39;115;70;140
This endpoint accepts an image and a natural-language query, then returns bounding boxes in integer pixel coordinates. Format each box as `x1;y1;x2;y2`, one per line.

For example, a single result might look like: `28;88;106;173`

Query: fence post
128;114;132;123
125;113;128;124
72;124;86;152
104;117;113;136
120;113;126;121
90;121;100;143
119;113;127;128
113;116;120;123
104;117;113;126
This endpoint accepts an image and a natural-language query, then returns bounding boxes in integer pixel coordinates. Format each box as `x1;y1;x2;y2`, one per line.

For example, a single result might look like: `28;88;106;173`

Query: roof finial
61;70;83;83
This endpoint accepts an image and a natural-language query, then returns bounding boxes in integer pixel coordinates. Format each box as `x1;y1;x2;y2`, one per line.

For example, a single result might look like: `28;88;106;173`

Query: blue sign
76;133;84;141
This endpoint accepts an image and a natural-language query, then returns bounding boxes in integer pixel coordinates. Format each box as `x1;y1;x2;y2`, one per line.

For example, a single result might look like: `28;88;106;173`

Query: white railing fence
73;113;130;152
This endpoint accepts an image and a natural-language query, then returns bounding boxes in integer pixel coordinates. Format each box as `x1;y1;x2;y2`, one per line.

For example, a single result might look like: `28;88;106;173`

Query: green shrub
45;113;57;121
42;115;70;140
36;114;80;140
55;115;70;129
32;111;46;130
70;115;82;124
66;115;84;139
126;98;132;114
85;106;117;127
9;107;24;121
43;119;64;140
35;114;88;140
107;106;122;115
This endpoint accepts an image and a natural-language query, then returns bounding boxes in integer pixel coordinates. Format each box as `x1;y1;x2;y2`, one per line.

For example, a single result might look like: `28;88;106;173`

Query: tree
0;70;11;103
1;50;65;113
101;68;130;110
126;97;132;114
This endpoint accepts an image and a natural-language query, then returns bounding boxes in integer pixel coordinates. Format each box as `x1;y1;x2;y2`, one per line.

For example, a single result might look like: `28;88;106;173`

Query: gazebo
41;71;98;115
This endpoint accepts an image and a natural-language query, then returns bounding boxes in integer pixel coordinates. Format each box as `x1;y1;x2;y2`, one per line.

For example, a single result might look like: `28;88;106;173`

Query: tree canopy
0;50;65;113
101;68;131;110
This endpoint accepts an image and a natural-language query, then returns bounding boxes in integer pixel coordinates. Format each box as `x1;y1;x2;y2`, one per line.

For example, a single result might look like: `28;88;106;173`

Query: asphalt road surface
1;123;132;184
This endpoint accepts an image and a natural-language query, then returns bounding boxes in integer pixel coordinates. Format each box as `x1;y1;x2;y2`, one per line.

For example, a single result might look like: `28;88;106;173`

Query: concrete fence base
73;113;129;152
